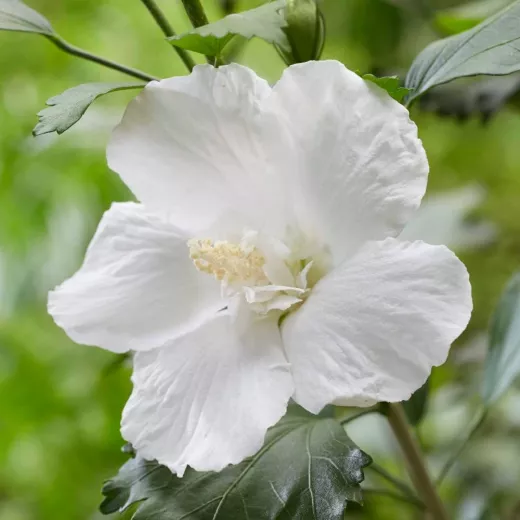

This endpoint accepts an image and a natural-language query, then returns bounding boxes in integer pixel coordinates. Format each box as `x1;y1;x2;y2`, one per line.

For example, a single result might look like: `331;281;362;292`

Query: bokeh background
1;0;519;518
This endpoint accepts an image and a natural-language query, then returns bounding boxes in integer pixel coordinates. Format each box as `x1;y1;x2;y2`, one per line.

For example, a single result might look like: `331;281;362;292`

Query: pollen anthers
188;238;269;286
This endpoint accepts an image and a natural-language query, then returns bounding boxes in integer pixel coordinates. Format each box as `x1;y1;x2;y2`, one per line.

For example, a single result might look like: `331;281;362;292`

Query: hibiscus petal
107;64;288;235
268;61;429;263
282;238;472;412
48;202;223;353
121;312;293;475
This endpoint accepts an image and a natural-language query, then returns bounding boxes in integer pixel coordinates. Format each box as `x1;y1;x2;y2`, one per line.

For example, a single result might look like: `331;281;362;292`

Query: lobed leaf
482;272;520;404
405;0;520;103
362;74;412;102
33;83;144;136
100;406;371;520
0;0;54;35
168;0;289;58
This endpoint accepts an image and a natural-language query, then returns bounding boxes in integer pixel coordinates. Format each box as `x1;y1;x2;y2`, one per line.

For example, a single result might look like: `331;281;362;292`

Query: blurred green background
1;0;519;518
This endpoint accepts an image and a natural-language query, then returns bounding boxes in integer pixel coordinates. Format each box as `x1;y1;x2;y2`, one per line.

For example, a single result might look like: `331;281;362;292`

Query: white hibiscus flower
48;61;472;476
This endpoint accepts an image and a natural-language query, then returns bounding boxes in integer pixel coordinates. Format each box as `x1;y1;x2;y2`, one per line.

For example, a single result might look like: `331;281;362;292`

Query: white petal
48;203;223;353
282;238;472;412
107;64;289;235
122;312;293;475
268;61;429;263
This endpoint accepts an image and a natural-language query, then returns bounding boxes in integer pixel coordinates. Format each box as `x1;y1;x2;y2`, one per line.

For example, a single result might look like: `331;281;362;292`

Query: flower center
188;238;269;286
187;231;331;316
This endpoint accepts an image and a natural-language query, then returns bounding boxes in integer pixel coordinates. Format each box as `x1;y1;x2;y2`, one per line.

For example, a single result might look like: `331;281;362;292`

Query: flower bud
277;0;325;64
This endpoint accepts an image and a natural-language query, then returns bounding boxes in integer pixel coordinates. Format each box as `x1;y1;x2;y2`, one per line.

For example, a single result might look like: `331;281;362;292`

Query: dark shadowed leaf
405;0;520;103
0;0;54;35
482;272;520;404
168;0;289;58
100;406;371;520
33;83;144;136
403;379;430;426
346;0;403;68
362;74;412;102
418;73;520;122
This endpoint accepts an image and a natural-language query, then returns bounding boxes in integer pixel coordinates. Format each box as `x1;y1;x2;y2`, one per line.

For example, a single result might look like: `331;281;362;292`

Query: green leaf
418;73;520;122
100;406;371;520
482;272;520;404
362;74;412;102
276;0;325;65
435;0;513;36
168;0;289;58
33;83;144;136
403;379;430;426
0;0;54;35
405;0;520;103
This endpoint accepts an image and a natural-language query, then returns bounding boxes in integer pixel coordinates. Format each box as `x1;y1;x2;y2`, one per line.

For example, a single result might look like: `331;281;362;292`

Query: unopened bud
277;0;325;65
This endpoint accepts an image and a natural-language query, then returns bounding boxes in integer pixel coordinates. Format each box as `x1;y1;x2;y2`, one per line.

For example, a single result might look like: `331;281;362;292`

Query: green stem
180;0;210;27
368;463;419;503
47;35;158;82
364;489;425;510
436;409;488;486
386;403;449;520
180;0;212;64
140;0;196;72
220;0;237;15
340;407;377;425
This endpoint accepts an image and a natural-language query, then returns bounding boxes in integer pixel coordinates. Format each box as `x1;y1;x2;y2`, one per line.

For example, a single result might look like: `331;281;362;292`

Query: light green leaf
405;0;520;103
400;184;496;250
435;0;513;36
33;83;144;136
100;406;371;520
362;74;412;102
0;0;54;35
482;273;520;404
276;0;325;65
168;0;289;58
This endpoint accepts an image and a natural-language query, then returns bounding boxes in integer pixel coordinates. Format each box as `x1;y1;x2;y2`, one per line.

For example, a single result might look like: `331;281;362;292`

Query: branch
140;0;196;71
48;35;158;82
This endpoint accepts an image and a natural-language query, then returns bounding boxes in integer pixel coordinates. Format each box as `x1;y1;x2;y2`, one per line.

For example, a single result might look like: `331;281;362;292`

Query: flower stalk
179;0;213;64
369;463;419;504
436;408;488;486
180;0;210;27
46;35;158;82
140;0;196;72
386;402;448;520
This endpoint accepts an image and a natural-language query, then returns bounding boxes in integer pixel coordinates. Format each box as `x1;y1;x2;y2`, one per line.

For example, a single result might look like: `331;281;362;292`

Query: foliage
1;0;520;518
418;73;520;122
33;83;144;136
100;406;371;520
403;380;430;426
406;0;520;102
434;0;513;36
362;74;411;102
169;0;289;58
482;272;520;403
0;0;53;35
276;0;325;64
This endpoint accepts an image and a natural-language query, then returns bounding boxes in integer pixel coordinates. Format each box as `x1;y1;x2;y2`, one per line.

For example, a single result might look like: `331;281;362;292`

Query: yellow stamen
188;238;269;285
